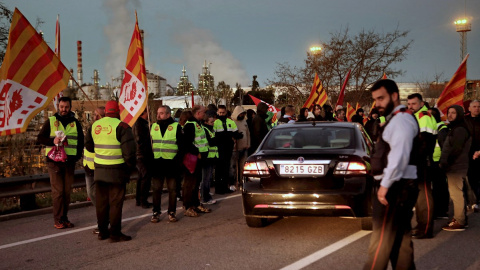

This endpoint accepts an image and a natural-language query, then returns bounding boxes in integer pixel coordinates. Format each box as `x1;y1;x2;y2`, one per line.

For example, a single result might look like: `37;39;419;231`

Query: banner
303;72;328;110
248;94;279;122
0;8;70;136
119;11;148;127
346;102;355;122
436;55;468;116
335;69;350;109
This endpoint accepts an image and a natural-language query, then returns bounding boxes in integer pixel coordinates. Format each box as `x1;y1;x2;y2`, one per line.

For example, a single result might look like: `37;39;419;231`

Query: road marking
280;230;372;270
0;194;241;250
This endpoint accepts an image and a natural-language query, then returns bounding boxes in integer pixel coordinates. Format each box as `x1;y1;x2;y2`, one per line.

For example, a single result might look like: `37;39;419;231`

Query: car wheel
245;216;266;227
360;217;372;231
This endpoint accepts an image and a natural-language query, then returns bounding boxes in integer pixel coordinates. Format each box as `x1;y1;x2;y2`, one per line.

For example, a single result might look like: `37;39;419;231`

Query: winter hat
105;101;120;114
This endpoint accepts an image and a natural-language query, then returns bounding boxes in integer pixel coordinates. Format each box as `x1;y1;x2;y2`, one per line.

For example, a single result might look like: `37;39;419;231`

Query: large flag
303;72;328;110
249;94;279;122
52;14;63;112
436;55;469;116
335;69;350;109
119;11;148;127
346;102;355;122
0;8;71;136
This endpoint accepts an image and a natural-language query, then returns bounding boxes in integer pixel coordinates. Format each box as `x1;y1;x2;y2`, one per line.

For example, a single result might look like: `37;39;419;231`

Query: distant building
177;66;195;96
146;71;167;97
197;60;214;93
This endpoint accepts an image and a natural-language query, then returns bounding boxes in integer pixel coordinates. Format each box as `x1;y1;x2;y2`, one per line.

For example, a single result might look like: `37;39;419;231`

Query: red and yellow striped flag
303;72;328;110
355;102;360;111
436;55;468;116
119;11;148;127
381;72;387;79
346;102;355;122
0;8;70;136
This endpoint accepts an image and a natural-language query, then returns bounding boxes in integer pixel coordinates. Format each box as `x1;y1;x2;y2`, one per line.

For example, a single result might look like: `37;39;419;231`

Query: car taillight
243;161;270;176
334;161;367;175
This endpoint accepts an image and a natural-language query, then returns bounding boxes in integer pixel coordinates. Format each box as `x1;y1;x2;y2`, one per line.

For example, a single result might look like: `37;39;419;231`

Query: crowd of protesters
39;95;480;244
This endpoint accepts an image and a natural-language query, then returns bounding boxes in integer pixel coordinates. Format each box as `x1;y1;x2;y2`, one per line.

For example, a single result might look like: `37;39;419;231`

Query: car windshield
262;126;354;150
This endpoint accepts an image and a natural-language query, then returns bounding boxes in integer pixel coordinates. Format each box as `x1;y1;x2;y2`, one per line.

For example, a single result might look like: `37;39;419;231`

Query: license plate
279;164;324;175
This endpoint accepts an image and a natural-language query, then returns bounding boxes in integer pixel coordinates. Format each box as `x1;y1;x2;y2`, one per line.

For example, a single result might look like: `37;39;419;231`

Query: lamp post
454;18;471;61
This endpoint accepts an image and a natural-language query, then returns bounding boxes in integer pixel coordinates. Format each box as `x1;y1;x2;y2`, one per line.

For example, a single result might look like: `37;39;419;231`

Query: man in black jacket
133;109;154;208
250;102;269;154
465;100;480;211
85;101;136;242
150;106;184;223
37;97;84;229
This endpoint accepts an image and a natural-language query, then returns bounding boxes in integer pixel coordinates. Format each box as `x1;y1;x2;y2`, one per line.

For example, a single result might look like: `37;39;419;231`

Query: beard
377;99;395;117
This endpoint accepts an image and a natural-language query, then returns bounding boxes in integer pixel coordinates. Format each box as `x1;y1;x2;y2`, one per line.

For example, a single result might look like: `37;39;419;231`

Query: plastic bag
47;145;68;162
183;153;198;174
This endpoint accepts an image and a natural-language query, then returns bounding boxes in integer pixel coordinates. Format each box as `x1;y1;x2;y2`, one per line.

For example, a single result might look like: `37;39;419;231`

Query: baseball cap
105;101;120;114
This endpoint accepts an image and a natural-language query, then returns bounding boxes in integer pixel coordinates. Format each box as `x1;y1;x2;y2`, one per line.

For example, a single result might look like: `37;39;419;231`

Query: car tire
360;217;372;231
245;216;266;227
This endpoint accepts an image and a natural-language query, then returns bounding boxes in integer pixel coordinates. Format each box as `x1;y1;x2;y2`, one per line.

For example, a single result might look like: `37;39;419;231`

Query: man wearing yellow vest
407;93;437;239
201;113;218;204
83;106;105;234
85;101;136;242
214;105;243;194
182;105;211;217
150;105;184;223
37;96;84;229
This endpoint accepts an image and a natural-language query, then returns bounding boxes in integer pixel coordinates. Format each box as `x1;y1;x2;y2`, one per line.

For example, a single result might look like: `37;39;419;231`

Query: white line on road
279;230;372;270
0;194;241;250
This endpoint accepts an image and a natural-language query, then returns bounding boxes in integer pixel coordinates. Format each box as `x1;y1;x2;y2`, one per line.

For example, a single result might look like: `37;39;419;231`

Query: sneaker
54;221;66;229
109;233;132;242
229;185;237;192
92;228;100;234
474;204;480;213
184;207;199;217
442;219;466;231
168;212;178;223
151;212;161;223
62;220;74;228
209;192;215;196
195;204;211;213
203;199;217;205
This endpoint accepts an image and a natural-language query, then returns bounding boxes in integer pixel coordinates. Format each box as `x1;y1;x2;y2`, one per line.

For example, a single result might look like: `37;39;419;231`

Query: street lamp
454;18;471;61
309;46;322;55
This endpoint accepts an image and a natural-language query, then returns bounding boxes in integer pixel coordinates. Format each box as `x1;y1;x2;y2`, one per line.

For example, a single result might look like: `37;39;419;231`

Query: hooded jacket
440;105;471;173
251;103;269;153
231;106;250;151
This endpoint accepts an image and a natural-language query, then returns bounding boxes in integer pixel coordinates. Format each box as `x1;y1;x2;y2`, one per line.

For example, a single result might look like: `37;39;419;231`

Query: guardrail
0;170;87;199
0;170;138;211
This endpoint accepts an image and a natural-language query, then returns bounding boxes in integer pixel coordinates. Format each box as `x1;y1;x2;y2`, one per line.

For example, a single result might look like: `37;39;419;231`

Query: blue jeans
202;163;214;202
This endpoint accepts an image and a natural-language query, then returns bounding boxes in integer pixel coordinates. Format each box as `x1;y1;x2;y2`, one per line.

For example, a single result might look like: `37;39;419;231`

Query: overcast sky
7;0;480;89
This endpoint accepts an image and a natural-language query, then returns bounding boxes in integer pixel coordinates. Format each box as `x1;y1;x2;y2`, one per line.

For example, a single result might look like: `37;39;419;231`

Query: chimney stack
77;41;83;86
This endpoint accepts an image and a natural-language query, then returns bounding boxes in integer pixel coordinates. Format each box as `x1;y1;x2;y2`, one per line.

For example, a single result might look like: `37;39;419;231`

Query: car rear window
262;126;354;150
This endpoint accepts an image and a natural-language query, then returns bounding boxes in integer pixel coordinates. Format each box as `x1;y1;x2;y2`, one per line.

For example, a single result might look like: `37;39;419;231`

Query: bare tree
0;3;13;62
270;25;412;106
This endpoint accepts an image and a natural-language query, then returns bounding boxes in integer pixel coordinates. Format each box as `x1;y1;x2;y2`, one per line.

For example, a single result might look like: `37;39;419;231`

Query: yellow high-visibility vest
151;122;179;159
91;117;124;165
45;116;78;156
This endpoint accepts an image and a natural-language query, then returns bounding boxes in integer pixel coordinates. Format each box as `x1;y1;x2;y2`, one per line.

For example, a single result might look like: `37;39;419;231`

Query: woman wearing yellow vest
201;114;218;204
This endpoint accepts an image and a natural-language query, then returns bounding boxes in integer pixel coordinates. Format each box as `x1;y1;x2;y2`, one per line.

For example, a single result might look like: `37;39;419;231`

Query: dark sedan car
241;121;374;230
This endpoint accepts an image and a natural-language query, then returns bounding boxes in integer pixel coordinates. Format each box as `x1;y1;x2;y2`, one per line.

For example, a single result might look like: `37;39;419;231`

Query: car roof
273;121;361;129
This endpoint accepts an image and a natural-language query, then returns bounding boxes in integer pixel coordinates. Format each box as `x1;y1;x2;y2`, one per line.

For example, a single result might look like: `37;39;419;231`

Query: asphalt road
1;192;480;270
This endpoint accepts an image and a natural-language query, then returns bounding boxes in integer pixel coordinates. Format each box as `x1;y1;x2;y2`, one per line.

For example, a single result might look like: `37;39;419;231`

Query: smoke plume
174;27;249;87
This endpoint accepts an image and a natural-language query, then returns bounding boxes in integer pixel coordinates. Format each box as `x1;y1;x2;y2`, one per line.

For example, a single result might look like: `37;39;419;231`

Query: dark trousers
215;148;233;193
47;161;75;223
414;166;434;236
135;159;151;205
431;162;449;216
96;181;126;236
152;174;177;214
183;163;202;210
364;179;418;270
